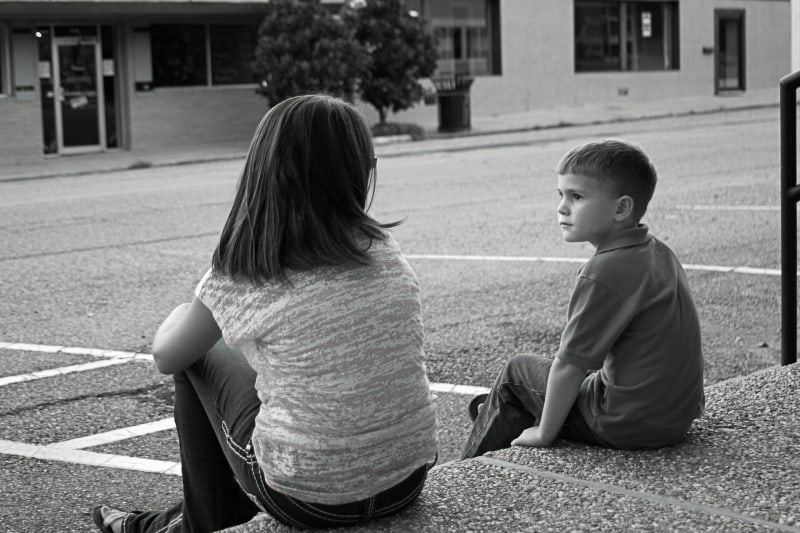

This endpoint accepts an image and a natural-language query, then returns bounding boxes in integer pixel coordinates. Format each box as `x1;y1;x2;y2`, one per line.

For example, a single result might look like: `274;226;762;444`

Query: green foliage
354;0;438;124
252;0;367;105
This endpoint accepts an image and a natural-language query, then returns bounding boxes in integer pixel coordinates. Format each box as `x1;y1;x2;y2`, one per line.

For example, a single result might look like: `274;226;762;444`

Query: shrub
354;0;438;124
252;0;367;105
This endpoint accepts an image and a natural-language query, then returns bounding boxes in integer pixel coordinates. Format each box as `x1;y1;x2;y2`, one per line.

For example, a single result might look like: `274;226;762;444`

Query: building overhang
0;0;276;17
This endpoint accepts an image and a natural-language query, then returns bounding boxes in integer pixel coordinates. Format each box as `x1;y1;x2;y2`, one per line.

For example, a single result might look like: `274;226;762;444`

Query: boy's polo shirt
556;224;705;449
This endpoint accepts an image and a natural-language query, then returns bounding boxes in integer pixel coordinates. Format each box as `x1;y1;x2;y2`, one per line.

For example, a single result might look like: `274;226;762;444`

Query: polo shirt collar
595;224;651;254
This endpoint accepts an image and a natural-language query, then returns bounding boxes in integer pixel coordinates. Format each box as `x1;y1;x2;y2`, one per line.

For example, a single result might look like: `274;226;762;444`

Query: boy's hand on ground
512;358;584;449
511;426;554;448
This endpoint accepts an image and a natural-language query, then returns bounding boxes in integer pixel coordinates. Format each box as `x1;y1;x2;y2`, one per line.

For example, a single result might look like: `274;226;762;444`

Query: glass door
53;35;105;153
715;10;745;94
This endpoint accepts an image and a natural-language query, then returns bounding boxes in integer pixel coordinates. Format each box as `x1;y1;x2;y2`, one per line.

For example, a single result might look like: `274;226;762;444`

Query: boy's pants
121;341;430;532
461;354;608;459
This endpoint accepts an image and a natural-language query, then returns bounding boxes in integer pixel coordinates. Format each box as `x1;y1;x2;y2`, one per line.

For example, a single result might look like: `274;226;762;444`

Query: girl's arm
151;297;222;375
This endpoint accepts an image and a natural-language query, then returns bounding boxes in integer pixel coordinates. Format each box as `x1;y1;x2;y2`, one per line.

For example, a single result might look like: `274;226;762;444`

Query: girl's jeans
461;354;608;459
121;341;431;532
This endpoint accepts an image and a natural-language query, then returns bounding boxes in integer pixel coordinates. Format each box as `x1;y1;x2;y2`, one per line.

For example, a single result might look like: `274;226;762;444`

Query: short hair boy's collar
595;224;650;254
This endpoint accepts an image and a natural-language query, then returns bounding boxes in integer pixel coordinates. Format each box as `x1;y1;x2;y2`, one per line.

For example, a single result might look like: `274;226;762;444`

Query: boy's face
557;173;621;249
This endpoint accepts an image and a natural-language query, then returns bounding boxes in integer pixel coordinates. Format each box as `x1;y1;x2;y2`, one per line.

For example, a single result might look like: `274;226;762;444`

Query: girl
92;94;439;532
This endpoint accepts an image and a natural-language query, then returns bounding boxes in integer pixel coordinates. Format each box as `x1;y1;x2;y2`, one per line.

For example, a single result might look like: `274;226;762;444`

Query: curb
1;97;780;183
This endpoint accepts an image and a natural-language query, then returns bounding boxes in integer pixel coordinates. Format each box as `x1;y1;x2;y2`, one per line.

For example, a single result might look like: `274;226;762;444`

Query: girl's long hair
213;94;398;283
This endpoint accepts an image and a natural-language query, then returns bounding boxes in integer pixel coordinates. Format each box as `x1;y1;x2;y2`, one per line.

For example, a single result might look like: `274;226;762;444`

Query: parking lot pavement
0;342;484;531
1;85;794;531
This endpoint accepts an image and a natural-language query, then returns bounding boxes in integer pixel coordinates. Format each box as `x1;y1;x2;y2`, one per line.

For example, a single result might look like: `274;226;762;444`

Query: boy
462;139;704;457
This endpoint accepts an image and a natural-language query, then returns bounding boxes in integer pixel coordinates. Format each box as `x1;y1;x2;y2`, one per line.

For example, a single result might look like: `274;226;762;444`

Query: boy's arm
511;357;586;447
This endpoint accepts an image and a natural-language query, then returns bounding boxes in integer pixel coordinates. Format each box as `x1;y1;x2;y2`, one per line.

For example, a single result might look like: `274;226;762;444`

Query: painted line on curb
404;254;783;277
475;456;800;532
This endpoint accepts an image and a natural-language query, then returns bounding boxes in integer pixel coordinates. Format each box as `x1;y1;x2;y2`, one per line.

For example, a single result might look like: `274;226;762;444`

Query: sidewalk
224;363;800;532
0;87;779;183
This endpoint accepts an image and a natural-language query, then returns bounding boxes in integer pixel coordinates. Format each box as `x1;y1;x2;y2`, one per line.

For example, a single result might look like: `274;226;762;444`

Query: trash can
434;76;474;133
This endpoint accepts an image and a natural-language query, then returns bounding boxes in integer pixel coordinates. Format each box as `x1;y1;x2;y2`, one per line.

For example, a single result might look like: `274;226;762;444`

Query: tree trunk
379;107;387;125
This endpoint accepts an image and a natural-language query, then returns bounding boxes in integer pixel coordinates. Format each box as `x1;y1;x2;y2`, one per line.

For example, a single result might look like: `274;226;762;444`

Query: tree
252;0;367;105
353;0;438;124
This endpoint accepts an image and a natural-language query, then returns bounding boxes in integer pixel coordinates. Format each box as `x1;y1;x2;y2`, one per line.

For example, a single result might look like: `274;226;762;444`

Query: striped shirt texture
195;234;439;504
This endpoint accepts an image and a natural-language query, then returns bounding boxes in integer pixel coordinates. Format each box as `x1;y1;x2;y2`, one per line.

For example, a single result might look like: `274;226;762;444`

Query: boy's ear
614;195;634;221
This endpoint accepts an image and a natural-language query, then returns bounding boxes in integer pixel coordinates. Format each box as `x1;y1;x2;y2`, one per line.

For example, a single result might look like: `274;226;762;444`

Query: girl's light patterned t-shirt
195;234;438;504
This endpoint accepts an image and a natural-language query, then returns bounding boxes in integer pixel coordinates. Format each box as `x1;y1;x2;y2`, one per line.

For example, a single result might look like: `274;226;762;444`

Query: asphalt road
0;106;786;531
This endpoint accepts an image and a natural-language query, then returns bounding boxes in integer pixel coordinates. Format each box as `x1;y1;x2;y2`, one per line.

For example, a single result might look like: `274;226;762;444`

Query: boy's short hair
557;139;657;222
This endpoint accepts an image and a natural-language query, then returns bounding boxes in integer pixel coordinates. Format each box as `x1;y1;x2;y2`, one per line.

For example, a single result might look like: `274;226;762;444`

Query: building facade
0;0;791;163
399;0;790;122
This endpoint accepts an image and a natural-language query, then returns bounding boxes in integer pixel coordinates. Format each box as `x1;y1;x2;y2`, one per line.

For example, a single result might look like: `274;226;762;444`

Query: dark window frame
0;24;6;95
410;0;502;77
147;22;257;89
714;8;745;94
574;0;680;73
150;24;207;87
209;24;257;86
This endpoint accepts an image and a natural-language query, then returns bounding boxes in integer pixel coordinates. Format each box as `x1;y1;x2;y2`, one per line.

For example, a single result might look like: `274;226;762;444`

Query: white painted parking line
683;263;781;276
430;382;490;396
51;418;176;450
0;342;486;395
0;341;152;360
0;342;64;353
0;343;152;387
406;253;587;265
0;357;132;387
405;254;783;276
0;439;181;476
674;204;779;212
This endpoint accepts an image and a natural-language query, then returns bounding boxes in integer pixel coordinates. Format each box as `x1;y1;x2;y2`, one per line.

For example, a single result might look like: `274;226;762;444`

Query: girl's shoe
91;504;133;533
468;393;489;421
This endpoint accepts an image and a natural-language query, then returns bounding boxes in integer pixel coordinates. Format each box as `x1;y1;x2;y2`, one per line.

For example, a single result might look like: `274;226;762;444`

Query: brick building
0;0;791;162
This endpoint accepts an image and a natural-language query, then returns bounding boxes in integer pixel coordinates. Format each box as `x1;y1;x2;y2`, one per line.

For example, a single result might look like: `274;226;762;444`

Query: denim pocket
221;420;258;464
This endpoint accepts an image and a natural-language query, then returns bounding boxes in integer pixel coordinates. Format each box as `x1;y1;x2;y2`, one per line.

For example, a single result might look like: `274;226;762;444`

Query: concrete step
219;363;800;532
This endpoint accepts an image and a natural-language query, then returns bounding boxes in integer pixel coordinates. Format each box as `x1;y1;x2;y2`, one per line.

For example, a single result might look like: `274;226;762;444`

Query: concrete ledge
372;134;414;145
219;363;800;532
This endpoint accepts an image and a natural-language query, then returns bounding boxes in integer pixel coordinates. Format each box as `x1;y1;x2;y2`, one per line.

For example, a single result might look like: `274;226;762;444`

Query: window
575;1;678;72
408;0;501;76
150;25;207;87
145;23;257;89
210;25;256;85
